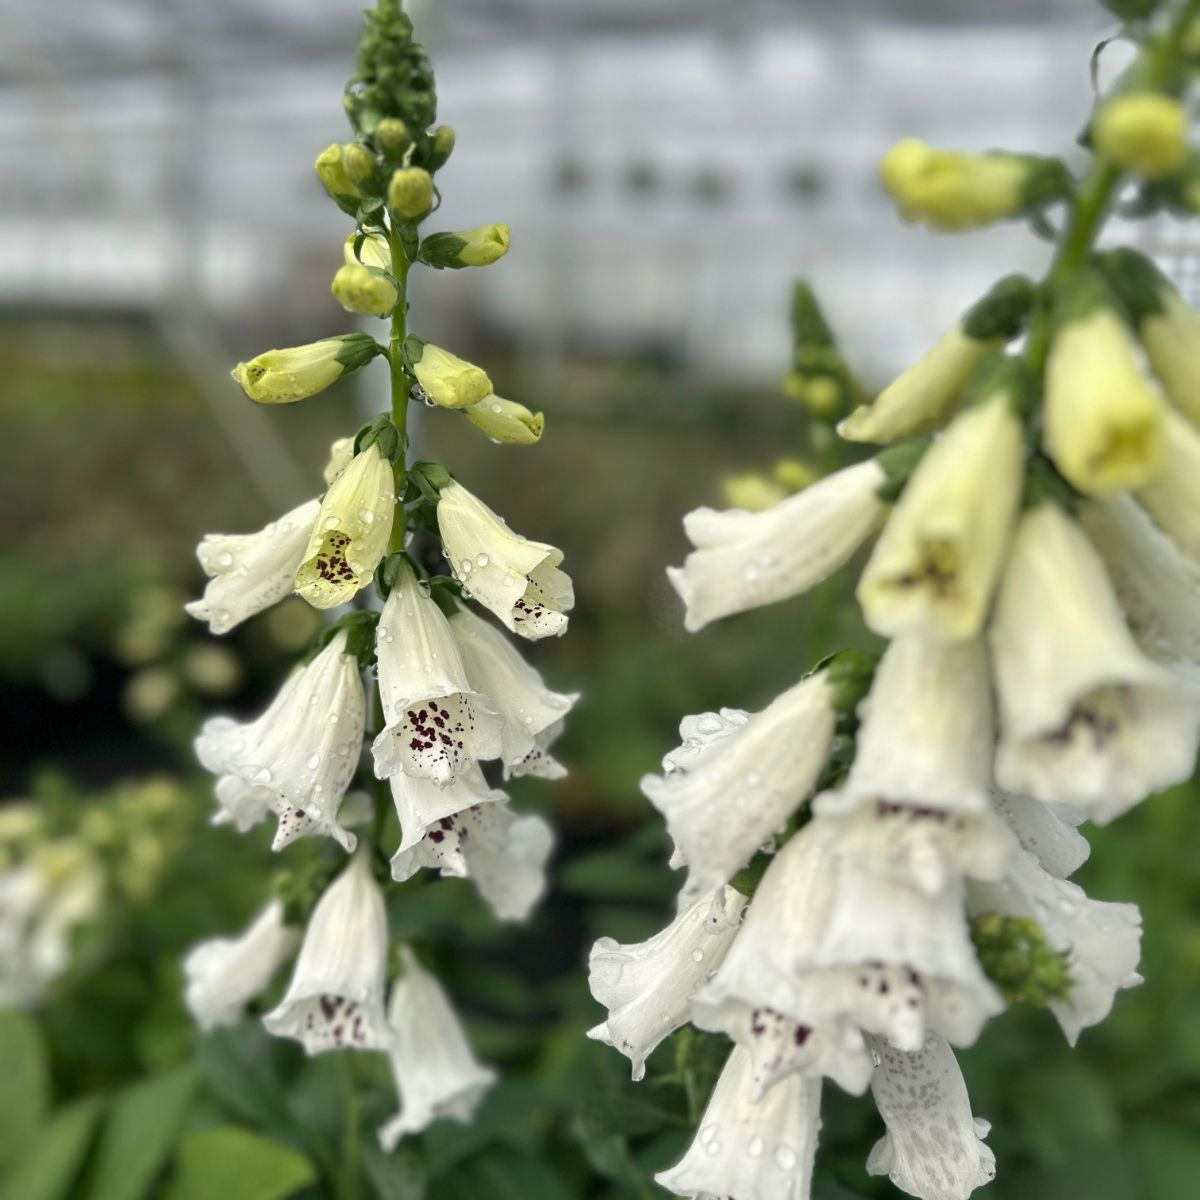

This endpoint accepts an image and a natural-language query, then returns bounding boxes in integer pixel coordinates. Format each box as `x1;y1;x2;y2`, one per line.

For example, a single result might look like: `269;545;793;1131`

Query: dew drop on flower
461;559;473;574
774;1144;797;1170
748;1136;765;1159
253;768;272;784
476;553;489;568
691;948;704;962
323;516;341;531
698;1124;718;1146
216;551;234;568
306;752;321;770
357;508;375;524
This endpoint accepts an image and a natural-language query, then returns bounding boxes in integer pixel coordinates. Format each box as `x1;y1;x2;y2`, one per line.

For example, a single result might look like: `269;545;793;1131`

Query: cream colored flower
331;263;398;318
1094;93;1187;180
410;342;492;410
857;389;1023;640
461;395;544;444
232;335;379;404
1138;286;1200;425
1135;405;1200;561
295;441;395;609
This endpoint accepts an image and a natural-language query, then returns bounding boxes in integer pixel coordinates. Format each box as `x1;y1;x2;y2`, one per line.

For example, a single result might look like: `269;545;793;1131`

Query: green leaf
162;1127;316;1200
0;1096;104;1200
83;1064;198;1200
0;1010;51;1164
194;1026;295;1137
435;1148;572;1200
361;1140;427;1200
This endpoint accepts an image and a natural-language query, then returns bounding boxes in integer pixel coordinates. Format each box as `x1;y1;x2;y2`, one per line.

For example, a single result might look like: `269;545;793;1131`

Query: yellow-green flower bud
331;263;398;318
1101;248;1200;426
314;144;359;201
783;370;843;419
428;124;456;170
375;118;410;155
462;394;544;444
232;334;380;404
341;141;378;190
387;166;434;219
406;337;492;409
343;232;391;271
880;138;1068;231
1044;270;1165;497
419;224;511;269
720;472;787;512
1094;93;1187;180
772;458;818;492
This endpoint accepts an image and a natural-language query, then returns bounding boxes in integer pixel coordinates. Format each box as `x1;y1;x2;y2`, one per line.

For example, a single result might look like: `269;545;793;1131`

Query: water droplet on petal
476;553;489;568
748;1136;765;1159
357;507;375;524
216;551;234;568
774;1145;797;1170
306;752;321;770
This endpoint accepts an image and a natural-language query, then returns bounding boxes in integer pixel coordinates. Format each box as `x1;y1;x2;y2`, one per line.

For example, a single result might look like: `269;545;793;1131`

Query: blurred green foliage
1;314;1198;1198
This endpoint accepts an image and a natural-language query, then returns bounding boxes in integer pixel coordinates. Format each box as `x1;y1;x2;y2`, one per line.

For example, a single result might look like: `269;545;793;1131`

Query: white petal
183;900;299;1031
642;674;837;903
967;845;1142;1045
667;459;887;631
449;606;578;771
195;633;366;851
211;771;272;833
1135;404;1200;561
372;566;503;783
437;481;573;639
378;947;496;1147
389;766;507;858
656;1044;821;1200
991;504;1200;820
835;634;994;813
588;887;746;1080
991;792;1090;879
866;1034;996;1200
858;394;1023;641
262;853;391;1053
186;498;321;635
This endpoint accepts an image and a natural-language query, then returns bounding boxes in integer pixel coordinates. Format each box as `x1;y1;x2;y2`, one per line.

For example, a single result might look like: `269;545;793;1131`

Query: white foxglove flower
390;797;552;923
667;460;887;632
183;900;299;1031
371;563;502;784
437;481;573;639
857;392;1023;641
1080;494;1200;674
697;821;1002;1054
378;947;496;1148
587;887;746;1081
323;435;355;485
186;499;321;635
295;441;395;610
656;1044;822;1200
991;792;1090;880
1135;404;1200;563
388;766;507;856
448;605;578;778
866;1034;996;1200
262;852;391;1053
991;504;1200;822
642;674;837;904
211;775;271;833
815;636;1011;896
968;844;1142;1044
195;632;366;852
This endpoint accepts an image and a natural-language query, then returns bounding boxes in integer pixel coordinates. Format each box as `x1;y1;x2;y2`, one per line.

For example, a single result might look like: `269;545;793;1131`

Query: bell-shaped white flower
211;775;271;833
295;441;395;610
587;887;746;1081
696;821;1002;1055
371;563;503;785
667;460;887;632
186;498;321;635
815;636;1011;896
642;674;837;904
990;503;1200;821
866;1034;996;1200
183;900;299;1031
1080;494;1200;675
656;1044;822;1200
390;790;552;923
991;792;1090;880
857;392;1023;641
378;947;496;1148
968;844;1142;1045
437;481;573;639
1135;405;1200;561
388;765;507;855
448;605;578;778
195;632;366;852
262;852;391;1053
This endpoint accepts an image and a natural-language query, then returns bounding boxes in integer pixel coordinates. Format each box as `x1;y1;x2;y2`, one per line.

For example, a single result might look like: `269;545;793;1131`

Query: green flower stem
1026;0;1200;374
338;1051;362;1200
387;218;414;552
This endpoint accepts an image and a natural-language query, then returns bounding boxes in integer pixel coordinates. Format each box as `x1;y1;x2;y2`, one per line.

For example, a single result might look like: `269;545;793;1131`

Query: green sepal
1100;0;1161;19
428;575;463;618
1022;453;1080;511
1046;266;1122;333
728;850;774;899
374;551;420;599
403;334;427;367
329;191;362;219
1096;247;1171;324
406;460;453;504
273;856;342;927
874;439;930;502
333;332;385;373
354;414;403;463
962;273;1037;341
395;221;420;265
417;232;470;269
970;912;1072;1006
426;124;456;171
960;350;1039;419
814;731;857;792
311;610;380;667
818;648;880;716
1017;156;1073;212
